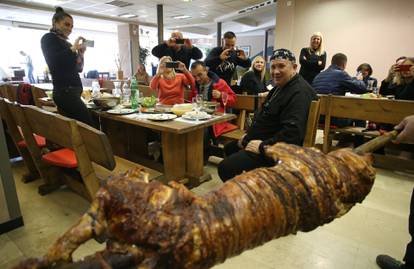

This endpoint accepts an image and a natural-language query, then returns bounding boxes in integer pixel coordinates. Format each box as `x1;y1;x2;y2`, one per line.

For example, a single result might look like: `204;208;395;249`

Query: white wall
237;31;275;60
275;0;414;81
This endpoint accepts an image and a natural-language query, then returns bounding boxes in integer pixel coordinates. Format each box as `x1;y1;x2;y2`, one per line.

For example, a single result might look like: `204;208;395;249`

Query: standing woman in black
41;7;95;126
299;32;327;84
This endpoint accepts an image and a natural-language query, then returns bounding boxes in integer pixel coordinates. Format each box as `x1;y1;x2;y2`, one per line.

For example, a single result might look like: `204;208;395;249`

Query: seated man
218;49;317;182
312;52;367;128
190;60;237;160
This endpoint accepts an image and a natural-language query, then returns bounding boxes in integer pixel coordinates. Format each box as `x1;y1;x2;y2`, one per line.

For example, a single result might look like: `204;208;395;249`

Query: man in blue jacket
312;53;367;95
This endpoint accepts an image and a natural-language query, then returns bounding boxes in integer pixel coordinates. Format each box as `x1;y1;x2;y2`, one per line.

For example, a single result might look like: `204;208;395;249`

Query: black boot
376;255;405;269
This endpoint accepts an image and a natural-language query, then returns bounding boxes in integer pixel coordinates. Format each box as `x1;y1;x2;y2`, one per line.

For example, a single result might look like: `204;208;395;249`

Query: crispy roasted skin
12;143;375;269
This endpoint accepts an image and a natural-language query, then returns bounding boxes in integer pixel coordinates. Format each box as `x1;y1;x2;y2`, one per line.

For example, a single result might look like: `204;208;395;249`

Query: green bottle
130;76;139;110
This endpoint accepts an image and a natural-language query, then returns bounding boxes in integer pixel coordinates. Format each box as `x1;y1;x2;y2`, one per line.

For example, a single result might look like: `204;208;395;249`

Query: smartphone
175;38;185;44
165;61;179;68
397;64;412;72
83;39;94;47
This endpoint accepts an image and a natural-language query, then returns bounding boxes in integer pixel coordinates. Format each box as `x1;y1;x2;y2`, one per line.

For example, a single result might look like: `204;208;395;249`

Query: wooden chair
0;84;17;102
30;85;57;112
0;97;44;182
303;100;321;147
10;103;161;200
139;85;157;97
220;94;266;141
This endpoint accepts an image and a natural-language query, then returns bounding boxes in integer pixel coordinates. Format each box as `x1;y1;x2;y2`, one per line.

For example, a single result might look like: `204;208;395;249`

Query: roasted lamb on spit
13;142;375;269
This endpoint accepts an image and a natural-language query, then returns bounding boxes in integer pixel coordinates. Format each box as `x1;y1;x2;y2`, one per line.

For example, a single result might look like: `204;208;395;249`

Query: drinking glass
221;92;229;115
196;94;204;110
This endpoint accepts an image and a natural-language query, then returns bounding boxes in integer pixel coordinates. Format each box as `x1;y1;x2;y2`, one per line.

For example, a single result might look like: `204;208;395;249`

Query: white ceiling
0;0;277;35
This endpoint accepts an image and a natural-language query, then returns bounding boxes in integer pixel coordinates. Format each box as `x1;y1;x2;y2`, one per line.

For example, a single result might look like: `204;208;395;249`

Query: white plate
182;113;212;121
106;108;136;115
146;113;177;121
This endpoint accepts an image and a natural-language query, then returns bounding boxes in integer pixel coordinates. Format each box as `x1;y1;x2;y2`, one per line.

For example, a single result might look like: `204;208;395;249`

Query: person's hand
394;115;414;144
318;60;322;66
356;72;363;81
212;89;221;99
177;61;188;73
71;36;85;52
156;63;165;76
245;140;262;154
166;38;176;47
220;49;231;61
258;91;269;97
237;49;247;60
237;134;247;148
184;38;192;48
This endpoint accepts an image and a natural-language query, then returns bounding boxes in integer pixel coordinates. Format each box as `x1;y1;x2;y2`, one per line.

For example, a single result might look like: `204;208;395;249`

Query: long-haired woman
41;7;95;126
150;56;196;105
239;55;267;95
299;32;327;84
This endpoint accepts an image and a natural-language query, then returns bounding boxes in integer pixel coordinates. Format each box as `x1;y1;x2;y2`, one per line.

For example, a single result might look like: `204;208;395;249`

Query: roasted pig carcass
13;143;375;269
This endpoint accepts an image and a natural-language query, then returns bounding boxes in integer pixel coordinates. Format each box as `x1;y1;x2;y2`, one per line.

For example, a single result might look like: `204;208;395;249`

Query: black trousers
218;141;275;182
404;187;414;268
53;87;96;128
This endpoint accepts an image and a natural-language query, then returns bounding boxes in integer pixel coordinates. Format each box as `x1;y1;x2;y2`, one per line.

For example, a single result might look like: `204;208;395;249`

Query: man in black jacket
151;31;202;69
205;31;251;85
218;49;317;181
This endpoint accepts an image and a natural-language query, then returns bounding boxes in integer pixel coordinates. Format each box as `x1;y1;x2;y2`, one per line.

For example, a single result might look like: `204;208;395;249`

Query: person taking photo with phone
41;6;95;127
151;31;203;70
391;57;414;101
205;31;252;85
150;56;196;105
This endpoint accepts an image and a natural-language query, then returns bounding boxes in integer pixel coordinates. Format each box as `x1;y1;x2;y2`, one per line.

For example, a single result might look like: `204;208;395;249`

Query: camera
228;49;241;57
175;38;185;44
83;39;94;47
165;61;179;68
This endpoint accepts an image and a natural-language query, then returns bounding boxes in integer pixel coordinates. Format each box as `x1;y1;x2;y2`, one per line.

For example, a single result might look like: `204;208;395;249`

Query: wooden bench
319;94;414;172
6;102;161;201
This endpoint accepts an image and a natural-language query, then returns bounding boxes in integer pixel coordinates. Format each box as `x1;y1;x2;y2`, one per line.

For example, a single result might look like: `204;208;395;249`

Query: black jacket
151;43;202;69
299;47;326;84
205;47;251;85
239;70;266;95
41;32;82;90
396;80;414;101
312;65;367;95
243;74;317;151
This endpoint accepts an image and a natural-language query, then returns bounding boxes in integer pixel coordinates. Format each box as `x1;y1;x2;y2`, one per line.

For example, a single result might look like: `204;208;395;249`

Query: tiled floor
1;160;413;269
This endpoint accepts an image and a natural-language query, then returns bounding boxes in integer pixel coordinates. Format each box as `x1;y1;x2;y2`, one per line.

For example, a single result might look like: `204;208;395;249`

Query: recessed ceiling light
182;0;192;2
172;15;192;19
118;13;138;18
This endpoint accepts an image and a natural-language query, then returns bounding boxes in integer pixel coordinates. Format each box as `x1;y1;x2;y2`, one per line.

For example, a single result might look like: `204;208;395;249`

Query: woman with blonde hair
239;55;267;95
393;57;414;101
299;32;327;84
150;56;196;105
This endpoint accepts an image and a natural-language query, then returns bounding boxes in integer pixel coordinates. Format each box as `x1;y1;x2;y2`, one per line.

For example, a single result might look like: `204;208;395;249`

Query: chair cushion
17;134;46;148
42;148;78;168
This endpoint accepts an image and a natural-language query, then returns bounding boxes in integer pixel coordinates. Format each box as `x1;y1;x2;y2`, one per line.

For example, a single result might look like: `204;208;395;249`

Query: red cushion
41;148;78;168
17;134;46;148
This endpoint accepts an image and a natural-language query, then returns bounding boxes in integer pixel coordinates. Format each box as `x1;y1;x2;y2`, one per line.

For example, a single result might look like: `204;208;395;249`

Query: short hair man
312;53;367;96
205;31;251;85
19;51;35;84
151;31;203;69
190;60;237;161
218;49;317;181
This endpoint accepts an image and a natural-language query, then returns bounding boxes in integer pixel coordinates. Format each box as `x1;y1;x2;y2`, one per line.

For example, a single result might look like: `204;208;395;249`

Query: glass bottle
122;82;131;104
91;80;101;98
130;76;139;110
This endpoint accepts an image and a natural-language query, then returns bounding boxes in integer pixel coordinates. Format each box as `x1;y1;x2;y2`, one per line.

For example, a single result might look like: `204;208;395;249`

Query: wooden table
95;111;236;186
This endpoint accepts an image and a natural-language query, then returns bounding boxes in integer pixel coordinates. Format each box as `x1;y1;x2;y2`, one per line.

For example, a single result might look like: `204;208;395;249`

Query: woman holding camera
299;32;327;84
393;57;414;101
150;56;196;105
239;56;267;95
41;7;94;126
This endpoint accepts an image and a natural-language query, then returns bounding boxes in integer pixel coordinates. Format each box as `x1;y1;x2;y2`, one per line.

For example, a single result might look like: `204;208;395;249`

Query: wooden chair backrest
303;100;321;147
0;97;24;145
0;84;17;102
319;95;414;124
31;86;47;108
233;94;266;130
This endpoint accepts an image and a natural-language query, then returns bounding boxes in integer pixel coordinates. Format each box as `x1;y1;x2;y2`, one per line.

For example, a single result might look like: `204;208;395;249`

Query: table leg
161;132;186;182
186;129;205;186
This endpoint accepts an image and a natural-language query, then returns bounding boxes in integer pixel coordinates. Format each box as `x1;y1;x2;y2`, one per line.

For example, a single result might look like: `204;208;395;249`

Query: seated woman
134;63;151;85
239;56;267;95
299;32;327;84
379;56;406;96
150;56;195;105
356;63;377;89
394;57;414;101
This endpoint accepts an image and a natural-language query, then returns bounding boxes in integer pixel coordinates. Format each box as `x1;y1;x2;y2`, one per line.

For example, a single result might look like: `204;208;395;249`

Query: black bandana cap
270;48;296;63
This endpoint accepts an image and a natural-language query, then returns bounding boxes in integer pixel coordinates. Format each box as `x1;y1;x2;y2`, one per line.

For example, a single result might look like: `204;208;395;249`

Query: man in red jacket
190;60;237;161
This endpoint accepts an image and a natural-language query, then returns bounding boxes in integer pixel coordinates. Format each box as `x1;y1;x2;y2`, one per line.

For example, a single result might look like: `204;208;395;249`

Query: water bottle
122;82;131;104
112;81;122;97
91;80;101;98
130;76;139;110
